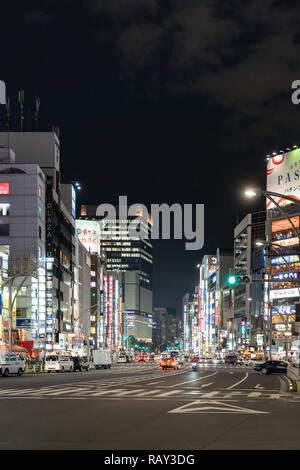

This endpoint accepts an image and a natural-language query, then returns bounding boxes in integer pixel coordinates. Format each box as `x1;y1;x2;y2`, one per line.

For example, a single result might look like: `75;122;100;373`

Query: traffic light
227;274;251;285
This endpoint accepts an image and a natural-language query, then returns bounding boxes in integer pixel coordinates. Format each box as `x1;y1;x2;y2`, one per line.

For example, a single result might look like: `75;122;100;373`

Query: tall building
80;204;153;290
266;148;300;359
0;132;79;354
79;203;154;349
153;307;178;351
233;211;266;352
0;148;46;349
76;219;106;350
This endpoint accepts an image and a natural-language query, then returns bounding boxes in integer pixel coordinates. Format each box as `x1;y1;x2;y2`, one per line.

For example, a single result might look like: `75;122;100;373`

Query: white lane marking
89;388;125;397
168;399;269;414
200;391;219;398
201;382;214;388
46;387;88;396
222;391;242;398
155;389;183;397
147;382;163;385
254;384;264;389
269;394;280;399
248;392;262;398
113;389;144;396
134;389;162;397
227;372;249;390
167;371;218;388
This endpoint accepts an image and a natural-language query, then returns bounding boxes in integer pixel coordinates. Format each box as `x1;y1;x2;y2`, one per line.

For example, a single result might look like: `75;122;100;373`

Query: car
236;356;245;365
161;358;179;370
225;355;238;365
198;357;208;364
244;358;253;366
71;356;89;372
254;360;289;375
45;355;74;373
0;353;25;377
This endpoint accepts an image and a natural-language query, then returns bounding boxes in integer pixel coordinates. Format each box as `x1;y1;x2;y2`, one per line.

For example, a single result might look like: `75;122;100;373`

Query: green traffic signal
228;275;237;285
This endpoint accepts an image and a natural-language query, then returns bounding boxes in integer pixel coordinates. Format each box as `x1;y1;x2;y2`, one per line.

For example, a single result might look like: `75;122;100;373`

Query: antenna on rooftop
18;89;25;131
5;96;10;131
52;125;60;138
34;96;40;131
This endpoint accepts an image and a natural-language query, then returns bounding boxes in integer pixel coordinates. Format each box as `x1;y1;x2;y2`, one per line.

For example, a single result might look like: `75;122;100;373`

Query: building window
0;224;9;236
39;226;42;239
0;204;9;216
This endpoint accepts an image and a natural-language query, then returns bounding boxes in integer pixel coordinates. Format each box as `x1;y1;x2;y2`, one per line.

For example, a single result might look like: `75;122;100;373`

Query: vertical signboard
108;276;113;349
0;293;2;345
114;279;119;350
45;177;54;347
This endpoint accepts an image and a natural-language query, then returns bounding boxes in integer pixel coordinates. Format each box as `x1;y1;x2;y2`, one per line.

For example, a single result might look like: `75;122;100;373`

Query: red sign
0;183;9;195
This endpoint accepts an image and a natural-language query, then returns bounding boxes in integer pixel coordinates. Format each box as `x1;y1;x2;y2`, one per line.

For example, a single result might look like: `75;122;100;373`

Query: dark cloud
88;0;300;145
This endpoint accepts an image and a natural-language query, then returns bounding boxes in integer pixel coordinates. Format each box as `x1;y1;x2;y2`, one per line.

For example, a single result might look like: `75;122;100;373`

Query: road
0;361;299;450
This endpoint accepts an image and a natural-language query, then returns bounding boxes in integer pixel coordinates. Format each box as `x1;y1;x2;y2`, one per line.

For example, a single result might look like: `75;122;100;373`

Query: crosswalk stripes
0;386;288;401
155;390;183;398
248;392;262;398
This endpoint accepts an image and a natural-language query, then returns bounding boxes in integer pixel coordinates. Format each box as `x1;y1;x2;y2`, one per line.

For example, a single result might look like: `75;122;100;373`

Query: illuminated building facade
0;132;79;354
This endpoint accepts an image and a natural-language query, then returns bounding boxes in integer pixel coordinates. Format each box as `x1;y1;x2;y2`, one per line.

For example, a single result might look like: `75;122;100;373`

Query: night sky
2;0;300;315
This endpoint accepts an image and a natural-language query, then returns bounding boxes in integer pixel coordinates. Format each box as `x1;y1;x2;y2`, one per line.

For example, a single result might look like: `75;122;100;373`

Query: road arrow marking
255;384;264;389
168;399;269;414
200;382;214;388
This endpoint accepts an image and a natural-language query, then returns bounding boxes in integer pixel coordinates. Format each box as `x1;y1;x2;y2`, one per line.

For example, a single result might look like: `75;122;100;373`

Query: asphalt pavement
0;361;299;450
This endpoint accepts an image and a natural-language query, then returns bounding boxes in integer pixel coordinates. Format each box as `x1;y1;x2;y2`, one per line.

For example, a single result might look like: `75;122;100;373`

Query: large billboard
267;148;300;209
272;216;300;232
76;220;100;255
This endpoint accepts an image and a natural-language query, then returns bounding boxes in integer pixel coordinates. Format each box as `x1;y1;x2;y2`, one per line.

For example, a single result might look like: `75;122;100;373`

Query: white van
45;355;73;373
0;353;25;377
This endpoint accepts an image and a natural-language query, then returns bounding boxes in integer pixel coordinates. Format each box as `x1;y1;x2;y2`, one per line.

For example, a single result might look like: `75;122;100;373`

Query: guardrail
287;365;300;392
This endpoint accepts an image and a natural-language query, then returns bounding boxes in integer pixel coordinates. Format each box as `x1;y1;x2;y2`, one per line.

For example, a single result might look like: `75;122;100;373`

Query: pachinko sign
271;216;300;232
267;148;300;209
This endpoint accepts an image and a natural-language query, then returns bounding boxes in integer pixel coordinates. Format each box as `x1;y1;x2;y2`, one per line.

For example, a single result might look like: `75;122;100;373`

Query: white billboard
267;149;300;209
270;288;300;300
0;81;5;105
76;220;100;255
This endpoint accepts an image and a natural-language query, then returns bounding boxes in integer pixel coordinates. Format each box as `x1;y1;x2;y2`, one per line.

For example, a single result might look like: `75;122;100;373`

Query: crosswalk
0;385;294;401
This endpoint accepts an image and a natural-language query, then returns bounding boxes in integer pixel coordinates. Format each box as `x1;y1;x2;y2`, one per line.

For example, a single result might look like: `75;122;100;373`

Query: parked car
45;355;74;373
0;353;25;377
254;360;289;375
71;356;89;372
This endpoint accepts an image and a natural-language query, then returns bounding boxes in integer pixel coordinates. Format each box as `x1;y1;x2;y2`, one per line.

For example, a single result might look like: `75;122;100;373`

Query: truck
93;349;112;369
